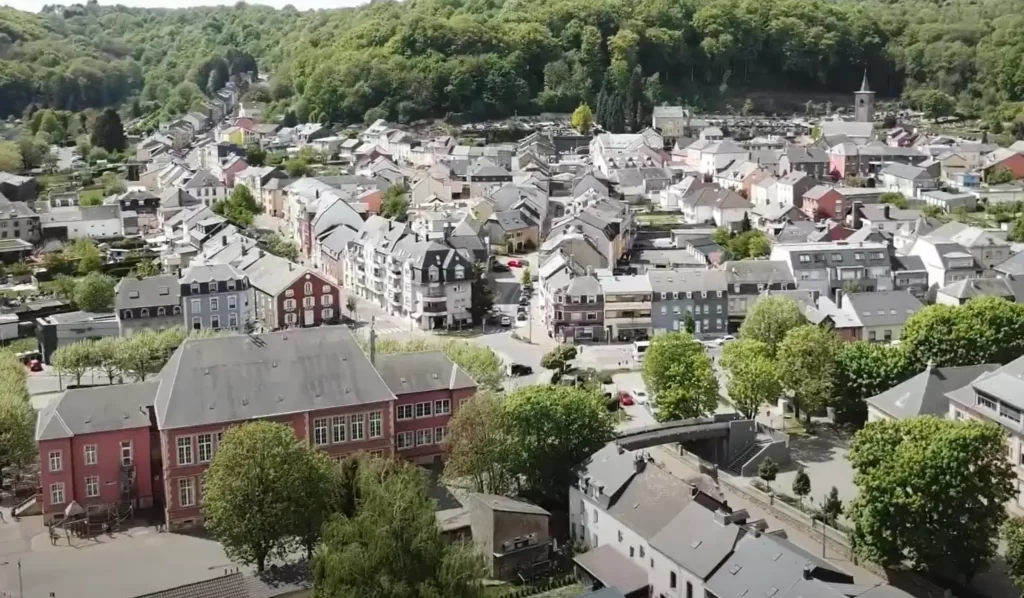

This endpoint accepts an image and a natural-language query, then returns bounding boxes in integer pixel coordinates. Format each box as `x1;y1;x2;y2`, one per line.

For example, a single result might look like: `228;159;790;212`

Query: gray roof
41;205;121;224
867;364;1000;420
939;277;1024;301
135;572;248;598
650;502;745;579
997;251;1024;276
469;493;549;517
573;545;649;595
115;274;180;310
842;291;923;327
492;209;534;232
881;163;932;181
565;275;603;297
160;187;199;209
891;254;926;272
243;254;312;296
784;146;828;164
372;351;476;395
649;269;728;294
0;195;36;219
598;274;652;295
706;533;849;598
154;327;395;430
37;382;159;441
179;263;245;284
183;169;222;189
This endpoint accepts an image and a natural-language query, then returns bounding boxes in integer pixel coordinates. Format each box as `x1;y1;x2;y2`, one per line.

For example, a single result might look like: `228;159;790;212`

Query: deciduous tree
0;350;36;483
848;418;1014;579
1003;517;1024;593
792;467;811;505
0;142;23;172
758;457;778;492
901;297;1024;369
380;186;409;222
832;342;910;427
265;234;299;261
739;296;805;357
540;343;577;376
90;108;126;152
72;271;115;312
443;392;514;496
777;325;838;421
52;340;95;386
642;331;719;421
722;339;781;418
571;103;594;135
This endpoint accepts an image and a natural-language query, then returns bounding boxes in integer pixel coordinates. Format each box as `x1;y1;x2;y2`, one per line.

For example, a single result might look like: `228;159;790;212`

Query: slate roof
115;274;180;310
41;205;121;224
938;277;1024;301
650;502;746;580
784;146;828;164
154;327;395;430
866;364;1000;420
723;260;795;285
37;382;159;441
706;533;851;598
183;169;222;189
469;493;549;516
996;251;1024;276
573;545;649;595
881;163;932;181
372;351;476;395
842;291;923;327
160;188;199;209
492;209;535;233
648;269;728;294
179;263;245;284
134;573;248;598
243;254;312;296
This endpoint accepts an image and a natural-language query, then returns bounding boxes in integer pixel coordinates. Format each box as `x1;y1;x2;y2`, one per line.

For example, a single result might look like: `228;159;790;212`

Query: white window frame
322;308;333;320
120;441;133;465
176;436;193;466
396;431;414;450
178;478;196;508
313;418;330;446
434;400;451;415
350;414;365;440
415;402;432;418
191;298;201;313
211;314;220;329
304;282;313;295
434;426;447;444
210;297;219;311
332;415;347;443
197;433;213;462
303;296;315;308
227;294;237;310
369;411;382;438
285;313;297;325
140;308;150;317
228;313;238;328
397;404;414;420
50;482;65;505
48;450;62;472
416;428;434;446
84;444;97;466
85;475;100;498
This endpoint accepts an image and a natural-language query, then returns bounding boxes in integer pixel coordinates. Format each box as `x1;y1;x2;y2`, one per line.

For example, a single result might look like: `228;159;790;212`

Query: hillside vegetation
1;0;1023;126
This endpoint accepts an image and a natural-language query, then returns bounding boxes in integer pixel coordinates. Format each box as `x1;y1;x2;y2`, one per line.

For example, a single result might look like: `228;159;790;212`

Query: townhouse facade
722;261;797;330
649;270;729;337
771;241;893;299
114;275;183;336
599;274;653;343
246;254;341;330
179;263;254;332
547;274;605;343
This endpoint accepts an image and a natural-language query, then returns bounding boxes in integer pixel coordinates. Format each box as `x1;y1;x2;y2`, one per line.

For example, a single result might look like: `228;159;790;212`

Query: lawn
637;213;682;226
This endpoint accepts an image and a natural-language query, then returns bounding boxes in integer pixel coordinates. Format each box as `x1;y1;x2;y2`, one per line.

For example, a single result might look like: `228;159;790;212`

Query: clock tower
855;69;875;123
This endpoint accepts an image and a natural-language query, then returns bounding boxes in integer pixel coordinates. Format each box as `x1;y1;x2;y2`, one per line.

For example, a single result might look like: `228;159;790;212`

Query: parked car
633;389;649;404
619;392;635;406
509;363;533;376
517;312;528;321
707;335;736;347
491;262;511;273
507;259;523;268
28;359;43;372
519;295;530;306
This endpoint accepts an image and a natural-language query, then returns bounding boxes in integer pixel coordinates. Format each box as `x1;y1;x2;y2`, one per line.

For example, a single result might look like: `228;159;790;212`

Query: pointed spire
860;69;871;93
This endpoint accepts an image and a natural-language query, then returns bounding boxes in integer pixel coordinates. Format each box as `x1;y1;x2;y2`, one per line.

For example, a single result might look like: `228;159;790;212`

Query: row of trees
0;350;35;486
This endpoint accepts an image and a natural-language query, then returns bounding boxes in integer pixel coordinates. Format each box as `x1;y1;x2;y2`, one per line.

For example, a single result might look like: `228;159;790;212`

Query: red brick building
35;326;477;528
243;253;341;329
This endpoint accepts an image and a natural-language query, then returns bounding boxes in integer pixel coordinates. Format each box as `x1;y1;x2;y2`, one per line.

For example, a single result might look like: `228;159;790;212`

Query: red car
507;259;522;268
619;392;634;406
28;359;43;372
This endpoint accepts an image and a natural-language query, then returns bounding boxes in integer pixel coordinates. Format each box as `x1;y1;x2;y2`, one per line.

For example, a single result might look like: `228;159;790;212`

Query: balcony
425;287;445;298
389;294;402;306
423;303;447;313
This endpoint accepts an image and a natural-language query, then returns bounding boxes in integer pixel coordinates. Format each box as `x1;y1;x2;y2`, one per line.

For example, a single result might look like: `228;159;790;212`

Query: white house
181;169;228;207
880;163;939;198
40;206;124;240
697;141;749;176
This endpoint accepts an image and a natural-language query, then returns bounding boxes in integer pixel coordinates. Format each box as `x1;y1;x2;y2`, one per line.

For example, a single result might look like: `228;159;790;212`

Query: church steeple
854;69;876;123
860;69;871;93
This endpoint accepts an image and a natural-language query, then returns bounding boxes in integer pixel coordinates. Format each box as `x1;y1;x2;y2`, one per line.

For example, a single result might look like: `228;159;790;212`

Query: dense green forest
2;0;1024;127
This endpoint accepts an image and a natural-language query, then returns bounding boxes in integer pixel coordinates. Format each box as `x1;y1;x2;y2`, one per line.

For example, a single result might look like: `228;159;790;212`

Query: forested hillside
2;0;1024;126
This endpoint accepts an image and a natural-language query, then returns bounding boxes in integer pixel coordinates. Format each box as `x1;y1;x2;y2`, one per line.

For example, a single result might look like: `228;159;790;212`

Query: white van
632;340;650;363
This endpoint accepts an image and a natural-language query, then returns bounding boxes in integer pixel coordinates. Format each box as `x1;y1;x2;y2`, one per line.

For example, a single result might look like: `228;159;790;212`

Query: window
397;432;414;450
434;427;447;444
120;441;133;465
716;304;723;313
285;289;295;297
228;313;238;328
832;253;843;262
313;418;329;445
629;546;635;557
304;282;313;295
123;310;132;319
350;414;365;440
50;483;65;505
48;450;62;472
303;296;315;308
416;428;434;446
210;297;219;311
191;283;200;294
434;400;451;415
660;305;667;315
869;330;876;341
884;329;893;341
173;306;181;315
197;434;213;462
587;312;599;321
322;308;334;320
178;478;195;507
140;308;150;317
686;582;693;598
227;280;236;291
284;299;297;310
640;546;645;558
369;412;382;438
157;307;166;316
617;530;623;542
455;265;465;280
592;510;598;523
85;476;99;498
670;572;677;589
285;313;297;325
322;294;333;307
799;254;810;263
330;415;347;443
84;445;97;466
211;315;220;329
397;405;414;420
191;298;201;313
192;316;202;331
177;437;193;465
416;402;432;418
854;252;864;261
227;295;237;309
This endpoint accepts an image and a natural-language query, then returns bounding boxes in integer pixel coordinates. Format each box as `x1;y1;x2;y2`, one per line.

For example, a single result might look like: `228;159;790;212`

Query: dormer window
191;283;200;294
428;266;439;282
227;280;236;291
128;290;140;299
140;308;149;317
157;307;166;316
454;265;465;280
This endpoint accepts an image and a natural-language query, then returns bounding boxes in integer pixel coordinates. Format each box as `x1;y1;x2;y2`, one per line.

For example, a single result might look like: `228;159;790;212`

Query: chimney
883;204;891;220
802;564;814;580
369;316;377;365
258;249;265;258
926;360;935;372
241;246;248;256
633;453;646;474
851;201;863;229
222;235;227;246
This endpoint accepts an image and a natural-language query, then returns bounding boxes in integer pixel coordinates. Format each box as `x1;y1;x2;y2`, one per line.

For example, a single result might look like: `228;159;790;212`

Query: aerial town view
3;0;1024;597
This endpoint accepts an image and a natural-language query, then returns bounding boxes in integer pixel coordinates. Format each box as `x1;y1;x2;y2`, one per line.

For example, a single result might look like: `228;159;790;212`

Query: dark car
491;262;511;273
509;363;533;376
519;295;530;305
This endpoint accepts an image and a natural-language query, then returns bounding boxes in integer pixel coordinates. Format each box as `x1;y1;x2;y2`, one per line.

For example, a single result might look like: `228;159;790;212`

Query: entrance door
304;310;314;326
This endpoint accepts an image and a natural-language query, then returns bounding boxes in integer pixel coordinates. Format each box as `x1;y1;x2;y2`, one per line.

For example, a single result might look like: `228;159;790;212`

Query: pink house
36;384;158;524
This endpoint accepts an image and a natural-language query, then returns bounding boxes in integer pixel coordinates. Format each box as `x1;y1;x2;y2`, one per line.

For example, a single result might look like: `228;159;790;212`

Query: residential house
411;173;455;207
649;269;729;336
181;170;228;207
466;494;552;581
260;176;293;217
774;171;816;208
723;261;797;330
698;141;749;177
0;172;37;202
946;355;1024;507
770;241;893;298
234;166;287;200
748;176;777;208
486;210;538;253
238;102;265;121
590;130;664;176
713;162;769;194
112;189;161;214
375;351;476;465
777;146;829;180
936;277;1024;305
0;194;39;244
827;142;928;179
907;222;1011;288
244;253;340;330
982;148;1024;181
114;275;182;336
36;383;158;524
680;187;747;226
848;203;931;233
835;290;923;342
880;163;939;197
546;273;605;343
891;254;930;299
599;274;652;342
801;185;881;220
179;263;254;332
866;362;999;423
39;206;123;241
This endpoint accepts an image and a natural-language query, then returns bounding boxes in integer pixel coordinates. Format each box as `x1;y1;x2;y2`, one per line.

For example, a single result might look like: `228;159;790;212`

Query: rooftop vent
158;286;169;295
241;398;249;406
129;290;140;299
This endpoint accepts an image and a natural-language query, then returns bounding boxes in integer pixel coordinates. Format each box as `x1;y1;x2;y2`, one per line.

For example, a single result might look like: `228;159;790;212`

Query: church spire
860;69;871;93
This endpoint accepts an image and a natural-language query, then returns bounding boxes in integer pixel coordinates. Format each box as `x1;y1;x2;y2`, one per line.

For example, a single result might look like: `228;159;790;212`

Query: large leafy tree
380;186;409;222
51;340;95;386
73;271;116;312
721;339;781;418
213;185;263;227
313;458;485;598
642;331;719;421
90;108;126;152
1003;517;1024;593
0;352;35;483
204;421;336;571
443;392;514;496
848;418;1014;580
739;296;806;357
832;342;910;427
901;297;1024;369
371;338;505;392
777;325;838;421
